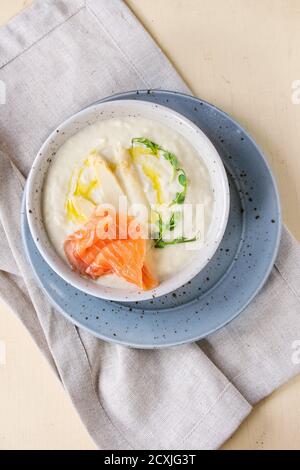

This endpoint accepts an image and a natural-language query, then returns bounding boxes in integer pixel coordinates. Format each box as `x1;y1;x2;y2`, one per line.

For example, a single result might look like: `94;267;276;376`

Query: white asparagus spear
87;151;124;210
114;145;151;241
114;145;150;208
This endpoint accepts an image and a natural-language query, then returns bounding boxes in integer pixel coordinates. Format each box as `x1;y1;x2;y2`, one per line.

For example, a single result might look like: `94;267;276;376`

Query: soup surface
43;117;214;289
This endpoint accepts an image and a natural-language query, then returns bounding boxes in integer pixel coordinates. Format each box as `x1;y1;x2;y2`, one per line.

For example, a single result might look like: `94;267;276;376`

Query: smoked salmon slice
141;264;158;290
64;206;158;290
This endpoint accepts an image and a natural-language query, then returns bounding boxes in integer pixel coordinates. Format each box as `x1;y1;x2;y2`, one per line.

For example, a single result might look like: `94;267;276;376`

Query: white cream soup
43;117;214;289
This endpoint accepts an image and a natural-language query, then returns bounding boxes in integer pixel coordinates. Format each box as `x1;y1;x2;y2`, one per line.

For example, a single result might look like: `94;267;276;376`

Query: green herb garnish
166;212;180;231
132;137;160;155
132;138;187;205
132;137;194;248
160;149;179;172
157;212;164;239
171;170;187;205
154;236;197;249
154;212;196;248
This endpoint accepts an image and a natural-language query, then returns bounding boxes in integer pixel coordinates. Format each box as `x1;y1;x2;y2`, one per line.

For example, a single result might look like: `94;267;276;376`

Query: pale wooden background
0;0;300;450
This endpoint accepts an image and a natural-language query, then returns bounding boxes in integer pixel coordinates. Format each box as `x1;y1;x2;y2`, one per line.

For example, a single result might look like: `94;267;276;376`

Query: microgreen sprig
154;236;197;249
132;137;194;248
153;212;196;248
132;138;187;206
172;170;187;206
132;137;160;155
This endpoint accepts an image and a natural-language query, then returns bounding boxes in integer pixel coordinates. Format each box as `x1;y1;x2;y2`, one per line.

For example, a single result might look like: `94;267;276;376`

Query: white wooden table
0;0;300;450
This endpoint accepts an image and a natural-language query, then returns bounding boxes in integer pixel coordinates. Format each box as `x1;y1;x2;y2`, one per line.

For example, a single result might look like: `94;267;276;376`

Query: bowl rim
26;98;230;301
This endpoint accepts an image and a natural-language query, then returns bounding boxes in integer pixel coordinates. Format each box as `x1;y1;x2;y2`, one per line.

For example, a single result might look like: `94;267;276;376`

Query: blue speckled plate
21;90;281;348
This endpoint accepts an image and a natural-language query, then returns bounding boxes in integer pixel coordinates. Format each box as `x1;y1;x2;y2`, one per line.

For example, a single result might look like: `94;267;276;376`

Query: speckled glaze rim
26;99;229;301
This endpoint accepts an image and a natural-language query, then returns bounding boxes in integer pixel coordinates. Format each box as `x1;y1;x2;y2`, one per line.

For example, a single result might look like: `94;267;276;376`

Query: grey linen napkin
0;0;299;450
